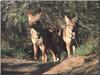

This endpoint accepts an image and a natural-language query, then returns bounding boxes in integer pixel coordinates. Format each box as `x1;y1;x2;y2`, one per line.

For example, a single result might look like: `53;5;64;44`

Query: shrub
1;48;27;59
13;48;27;59
75;37;97;56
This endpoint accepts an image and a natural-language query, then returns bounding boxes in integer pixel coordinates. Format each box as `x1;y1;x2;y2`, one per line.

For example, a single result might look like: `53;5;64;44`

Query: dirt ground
1;54;100;75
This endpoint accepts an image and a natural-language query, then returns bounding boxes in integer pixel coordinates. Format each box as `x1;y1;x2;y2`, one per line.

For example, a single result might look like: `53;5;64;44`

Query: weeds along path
1;54;99;75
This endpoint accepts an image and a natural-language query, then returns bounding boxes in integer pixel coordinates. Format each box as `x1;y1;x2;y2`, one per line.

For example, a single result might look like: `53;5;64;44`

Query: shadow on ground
1;61;59;75
1;54;100;75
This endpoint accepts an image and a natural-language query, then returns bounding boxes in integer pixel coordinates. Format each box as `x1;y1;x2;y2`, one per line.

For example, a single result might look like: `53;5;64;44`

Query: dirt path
1;54;100;75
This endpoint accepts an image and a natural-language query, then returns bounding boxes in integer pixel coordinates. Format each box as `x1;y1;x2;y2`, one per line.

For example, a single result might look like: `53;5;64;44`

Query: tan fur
27;10;42;27
27;9;58;63
63;15;77;57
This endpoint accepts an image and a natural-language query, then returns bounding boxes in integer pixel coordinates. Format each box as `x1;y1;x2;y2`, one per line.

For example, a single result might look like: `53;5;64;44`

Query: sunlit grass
75;38;97;56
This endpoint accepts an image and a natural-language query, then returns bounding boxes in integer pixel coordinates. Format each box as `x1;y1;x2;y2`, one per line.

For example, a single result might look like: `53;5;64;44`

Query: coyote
27;9;59;63
63;15;77;57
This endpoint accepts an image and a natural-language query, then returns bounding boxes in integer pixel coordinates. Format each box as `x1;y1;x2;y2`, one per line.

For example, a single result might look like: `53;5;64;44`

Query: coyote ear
72;16;78;23
64;15;70;24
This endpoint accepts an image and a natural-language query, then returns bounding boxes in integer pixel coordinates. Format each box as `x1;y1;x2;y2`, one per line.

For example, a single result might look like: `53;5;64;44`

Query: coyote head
64;15;77;30
27;8;43;27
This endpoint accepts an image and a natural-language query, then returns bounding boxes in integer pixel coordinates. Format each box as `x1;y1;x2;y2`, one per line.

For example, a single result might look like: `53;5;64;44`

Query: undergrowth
1;48;27;59
75;37;97;56
1;37;98;61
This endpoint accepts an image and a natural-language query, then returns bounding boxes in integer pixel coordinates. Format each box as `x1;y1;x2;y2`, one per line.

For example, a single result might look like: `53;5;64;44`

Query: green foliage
1;1;100;58
13;48;27;59
1;48;15;57
1;48;27;59
75;37;97;56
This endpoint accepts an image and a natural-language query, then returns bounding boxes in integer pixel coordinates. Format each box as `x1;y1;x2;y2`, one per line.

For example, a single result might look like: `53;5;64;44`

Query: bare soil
1;54;100;75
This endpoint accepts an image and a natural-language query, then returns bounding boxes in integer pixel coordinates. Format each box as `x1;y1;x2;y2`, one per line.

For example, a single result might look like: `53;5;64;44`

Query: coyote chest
30;28;39;39
30;28;43;45
63;26;73;44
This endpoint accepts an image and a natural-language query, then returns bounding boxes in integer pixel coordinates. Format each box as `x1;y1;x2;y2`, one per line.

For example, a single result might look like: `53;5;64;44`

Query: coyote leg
39;44;47;63
72;45;75;55
66;43;71;57
33;44;38;61
42;52;47;63
49;50;59;62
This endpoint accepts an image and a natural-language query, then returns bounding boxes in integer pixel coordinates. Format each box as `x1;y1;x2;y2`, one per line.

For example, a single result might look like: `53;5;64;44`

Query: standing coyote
63;15;77;57
27;9;59;63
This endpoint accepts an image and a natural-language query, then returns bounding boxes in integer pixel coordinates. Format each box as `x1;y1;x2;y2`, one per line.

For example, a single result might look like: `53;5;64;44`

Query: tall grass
1;37;98;60
1;36;30;59
13;48;27;59
1;47;27;59
75;37;97;56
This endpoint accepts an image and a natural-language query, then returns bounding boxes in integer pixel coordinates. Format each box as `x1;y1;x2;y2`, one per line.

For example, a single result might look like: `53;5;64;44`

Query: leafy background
1;1;100;59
